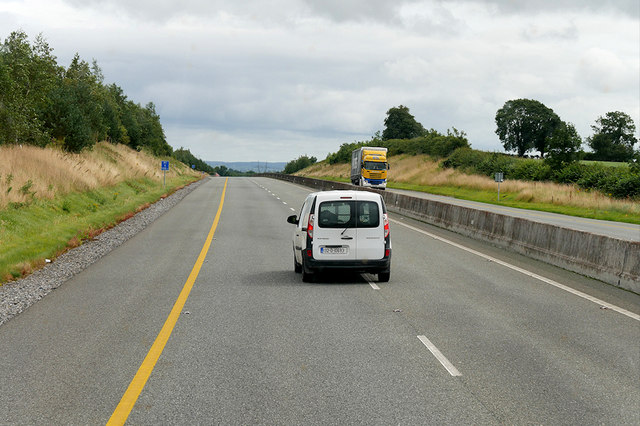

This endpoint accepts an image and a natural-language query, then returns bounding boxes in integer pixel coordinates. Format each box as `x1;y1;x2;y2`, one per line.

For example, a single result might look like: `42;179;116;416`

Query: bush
172;148;216;173
509;159;551;181
475;153;516;177
576;164;640;198
384;130;470;158
441;147;488;170
552;162;586;183
442;148;639;198
326;142;364;164
325;129;470;164
284;155;317;174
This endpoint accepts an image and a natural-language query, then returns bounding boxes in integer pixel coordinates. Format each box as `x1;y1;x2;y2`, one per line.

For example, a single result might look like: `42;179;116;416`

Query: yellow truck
350;147;389;189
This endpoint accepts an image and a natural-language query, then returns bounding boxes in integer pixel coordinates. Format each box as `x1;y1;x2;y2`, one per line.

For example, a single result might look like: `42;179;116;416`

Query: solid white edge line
391;218;640;322
418;335;462;377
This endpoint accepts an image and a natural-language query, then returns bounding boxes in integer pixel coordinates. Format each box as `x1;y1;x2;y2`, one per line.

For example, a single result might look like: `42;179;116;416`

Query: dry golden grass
297;155;640;216
0;142;197;209
299;161;351;179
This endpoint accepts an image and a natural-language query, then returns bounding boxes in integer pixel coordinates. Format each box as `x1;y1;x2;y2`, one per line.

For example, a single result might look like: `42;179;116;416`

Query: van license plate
321;246;347;254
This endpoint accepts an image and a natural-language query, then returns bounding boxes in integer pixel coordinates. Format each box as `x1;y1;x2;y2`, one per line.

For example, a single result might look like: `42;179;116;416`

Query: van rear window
318;201;379;228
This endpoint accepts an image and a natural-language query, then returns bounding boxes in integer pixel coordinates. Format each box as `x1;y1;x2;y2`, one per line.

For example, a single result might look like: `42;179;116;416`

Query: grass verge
0;175;199;284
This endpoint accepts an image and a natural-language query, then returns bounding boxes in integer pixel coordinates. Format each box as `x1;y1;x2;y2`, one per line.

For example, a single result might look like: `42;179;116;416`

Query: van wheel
302;259;314;282
378;272;390;282
294;255;302;273
302;269;314;283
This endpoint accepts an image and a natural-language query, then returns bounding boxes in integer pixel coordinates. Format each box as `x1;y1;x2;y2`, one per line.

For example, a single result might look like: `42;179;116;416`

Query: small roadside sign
161;161;169;187
495;172;504;201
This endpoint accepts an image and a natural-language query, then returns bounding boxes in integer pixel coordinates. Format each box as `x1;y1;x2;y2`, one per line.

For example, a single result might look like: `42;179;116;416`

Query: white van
287;190;391;282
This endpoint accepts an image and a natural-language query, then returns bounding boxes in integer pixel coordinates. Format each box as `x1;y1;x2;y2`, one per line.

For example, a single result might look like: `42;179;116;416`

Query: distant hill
205;161;285;173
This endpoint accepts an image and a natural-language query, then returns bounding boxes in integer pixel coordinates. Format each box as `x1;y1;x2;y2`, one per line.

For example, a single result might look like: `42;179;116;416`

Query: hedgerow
442;148;639;199
326;130;470;165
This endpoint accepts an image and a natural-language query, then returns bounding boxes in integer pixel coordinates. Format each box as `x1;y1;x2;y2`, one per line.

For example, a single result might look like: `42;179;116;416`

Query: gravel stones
0;179;206;327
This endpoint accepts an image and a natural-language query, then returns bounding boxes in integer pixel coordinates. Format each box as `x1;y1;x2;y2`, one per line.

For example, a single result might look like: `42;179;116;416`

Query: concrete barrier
259;173;640;293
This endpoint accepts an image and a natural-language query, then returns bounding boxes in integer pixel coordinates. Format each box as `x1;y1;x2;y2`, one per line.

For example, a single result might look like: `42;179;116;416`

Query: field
297;155;640;224
0;142;201;283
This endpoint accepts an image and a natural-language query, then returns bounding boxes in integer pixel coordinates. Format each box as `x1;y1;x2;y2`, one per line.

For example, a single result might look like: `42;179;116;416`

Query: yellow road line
107;177;228;425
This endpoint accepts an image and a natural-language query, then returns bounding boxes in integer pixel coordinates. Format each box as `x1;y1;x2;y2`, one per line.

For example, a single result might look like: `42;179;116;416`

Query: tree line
495;99;638;165
293;105;638;198
0;30;172;156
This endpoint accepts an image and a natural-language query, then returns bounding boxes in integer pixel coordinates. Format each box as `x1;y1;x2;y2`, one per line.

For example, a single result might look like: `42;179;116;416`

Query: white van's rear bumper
303;253;391;274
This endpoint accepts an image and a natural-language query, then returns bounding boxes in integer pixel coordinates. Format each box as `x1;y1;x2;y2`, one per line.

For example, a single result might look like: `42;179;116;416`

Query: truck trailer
351;147;389;189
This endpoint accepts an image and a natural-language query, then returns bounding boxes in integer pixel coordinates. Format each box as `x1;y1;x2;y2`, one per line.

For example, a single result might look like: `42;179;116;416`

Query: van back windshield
363;161;387;170
317;201;379;228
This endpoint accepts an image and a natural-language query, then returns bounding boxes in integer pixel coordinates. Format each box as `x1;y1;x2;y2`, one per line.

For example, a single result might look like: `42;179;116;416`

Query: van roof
312;190;382;202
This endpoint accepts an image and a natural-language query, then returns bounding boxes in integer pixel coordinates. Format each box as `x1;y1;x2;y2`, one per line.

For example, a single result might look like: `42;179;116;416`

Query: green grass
0;175;199;284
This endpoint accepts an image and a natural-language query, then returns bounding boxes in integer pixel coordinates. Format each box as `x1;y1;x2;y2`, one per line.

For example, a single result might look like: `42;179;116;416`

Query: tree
545;122;582;169
104;84;130;144
284;155;317;174
495;99;561;157
42;54;103;152
0;31;60;145
587;111;637;162
172;147;215;173
382;105;425;140
0;29;174;155
139;102;172;156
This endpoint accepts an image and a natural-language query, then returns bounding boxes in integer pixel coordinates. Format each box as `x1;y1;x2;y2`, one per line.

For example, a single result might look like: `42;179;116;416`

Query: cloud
579;48;635;90
61;0;640;24
2;0;638;162
164;125;355;162
301;0;413;23
61;0;305;24
462;0;639;17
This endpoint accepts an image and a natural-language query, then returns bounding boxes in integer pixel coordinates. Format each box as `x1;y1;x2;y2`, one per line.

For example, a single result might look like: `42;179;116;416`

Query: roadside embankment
0;142;201;283
259;173;639;293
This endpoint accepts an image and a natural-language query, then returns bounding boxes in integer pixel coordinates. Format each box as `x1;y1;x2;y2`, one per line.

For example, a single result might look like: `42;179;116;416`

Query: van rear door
353;198;385;260
314;199;357;260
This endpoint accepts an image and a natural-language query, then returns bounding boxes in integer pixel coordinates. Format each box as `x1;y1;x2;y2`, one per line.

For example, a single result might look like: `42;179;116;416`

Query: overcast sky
1;0;638;162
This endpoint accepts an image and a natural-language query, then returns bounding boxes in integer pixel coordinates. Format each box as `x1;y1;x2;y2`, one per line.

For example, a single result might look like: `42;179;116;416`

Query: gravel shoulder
0;178;207;327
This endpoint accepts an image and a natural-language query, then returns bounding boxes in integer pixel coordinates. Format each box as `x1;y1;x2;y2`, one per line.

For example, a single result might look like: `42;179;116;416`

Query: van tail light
307;213;314;239
383;213;389;238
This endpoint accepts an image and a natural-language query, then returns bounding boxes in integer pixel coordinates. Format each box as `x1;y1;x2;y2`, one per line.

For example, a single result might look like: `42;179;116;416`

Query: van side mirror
287;215;299;225
387;163;390;170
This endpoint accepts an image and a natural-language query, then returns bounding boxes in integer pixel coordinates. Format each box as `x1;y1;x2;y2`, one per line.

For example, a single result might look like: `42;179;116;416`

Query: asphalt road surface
1;177;638;425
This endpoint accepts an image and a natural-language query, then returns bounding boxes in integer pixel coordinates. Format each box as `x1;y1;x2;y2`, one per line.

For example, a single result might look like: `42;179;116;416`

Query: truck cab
351;147;389;189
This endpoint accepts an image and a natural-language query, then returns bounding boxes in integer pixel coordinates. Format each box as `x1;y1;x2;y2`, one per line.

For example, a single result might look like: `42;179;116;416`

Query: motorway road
388;188;640;242
1;177;639;425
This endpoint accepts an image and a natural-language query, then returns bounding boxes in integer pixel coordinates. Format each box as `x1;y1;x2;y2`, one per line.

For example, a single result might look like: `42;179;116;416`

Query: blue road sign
161;161;169;171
